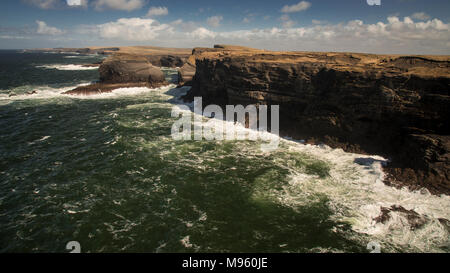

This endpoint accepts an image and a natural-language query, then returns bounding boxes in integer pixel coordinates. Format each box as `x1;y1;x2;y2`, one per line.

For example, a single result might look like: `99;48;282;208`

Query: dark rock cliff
184;46;450;194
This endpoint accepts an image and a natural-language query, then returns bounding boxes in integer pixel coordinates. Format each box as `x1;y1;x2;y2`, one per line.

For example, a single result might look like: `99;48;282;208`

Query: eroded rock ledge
183;45;450;195
63;46;192;96
65;54;189;96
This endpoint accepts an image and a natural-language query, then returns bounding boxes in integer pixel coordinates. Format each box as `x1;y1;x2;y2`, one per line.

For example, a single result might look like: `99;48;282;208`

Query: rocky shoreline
181;45;450;195
62;45;449;195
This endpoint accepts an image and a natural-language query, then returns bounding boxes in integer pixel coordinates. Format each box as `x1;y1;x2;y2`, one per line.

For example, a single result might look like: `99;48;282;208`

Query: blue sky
0;0;449;54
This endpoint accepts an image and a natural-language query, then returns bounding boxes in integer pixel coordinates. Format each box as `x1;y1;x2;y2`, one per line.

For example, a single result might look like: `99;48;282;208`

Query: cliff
184;45;450;195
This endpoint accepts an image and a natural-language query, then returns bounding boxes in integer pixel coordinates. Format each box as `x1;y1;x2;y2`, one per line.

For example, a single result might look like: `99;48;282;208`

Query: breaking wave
36;64;98;71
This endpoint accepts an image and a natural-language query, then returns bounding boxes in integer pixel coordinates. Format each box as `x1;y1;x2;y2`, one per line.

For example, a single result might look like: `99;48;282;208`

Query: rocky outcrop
374;205;428;230
65;54;168;96
178;63;196;85
178;54;197;85
99;54;166;84
145;55;187;68
63;46;193;95
63;82;157;96
184;45;450;194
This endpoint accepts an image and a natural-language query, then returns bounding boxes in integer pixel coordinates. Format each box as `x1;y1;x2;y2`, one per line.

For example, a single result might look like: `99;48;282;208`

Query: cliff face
185;46;450;194
145;55;187;68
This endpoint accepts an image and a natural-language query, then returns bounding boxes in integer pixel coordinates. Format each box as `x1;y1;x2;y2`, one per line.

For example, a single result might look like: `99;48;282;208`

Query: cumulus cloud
24;0;87;9
77;15;449;54
23;0;61;9
36;20;65;35
280;15;295;28
96;18;173;41
146;6;169;17
207;16;223;28
411;12;430;21
312;19;327;25
93;0;145;11
281;1;311;13
191;27;217;39
66;0;88;7
0;35;31;40
184;16;450;54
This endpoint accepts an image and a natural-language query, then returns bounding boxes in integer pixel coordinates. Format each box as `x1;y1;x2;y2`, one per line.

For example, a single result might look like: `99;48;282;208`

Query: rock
64;46;192;96
438;218;450;233
178;63;196;85
99;54;166;84
374;205;428;230
81;62;101;68
145;55;187;68
63;82;163;96
183;45;450;195
385;134;450;193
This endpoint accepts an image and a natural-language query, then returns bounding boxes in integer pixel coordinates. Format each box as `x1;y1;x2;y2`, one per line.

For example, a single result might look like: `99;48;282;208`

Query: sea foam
36;64;98;71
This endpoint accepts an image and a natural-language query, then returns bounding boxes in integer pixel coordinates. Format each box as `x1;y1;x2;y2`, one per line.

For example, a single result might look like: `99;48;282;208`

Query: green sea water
0;51;449;253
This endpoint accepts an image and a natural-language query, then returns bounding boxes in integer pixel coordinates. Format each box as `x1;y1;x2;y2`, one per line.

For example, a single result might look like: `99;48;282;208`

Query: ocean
0;50;448;253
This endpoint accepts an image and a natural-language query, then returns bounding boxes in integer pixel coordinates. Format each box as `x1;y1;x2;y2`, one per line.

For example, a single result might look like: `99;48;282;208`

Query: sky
0;0;449;54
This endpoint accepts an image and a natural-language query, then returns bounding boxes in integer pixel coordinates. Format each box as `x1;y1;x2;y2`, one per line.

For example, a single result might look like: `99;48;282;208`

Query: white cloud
36;20;65;35
76;16;450;55
96;18;173;41
171;19;183;26
183;16;450;54
280;15;296;28
25;0;87;9
67;0;81;5
191;27;217;39
207;16;223;28
93;0;145;11
312;19;326;25
146;6;169;17
24;0;61;9
66;0;88;7
411;12;430;21
281;1;311;13
0;35;31;40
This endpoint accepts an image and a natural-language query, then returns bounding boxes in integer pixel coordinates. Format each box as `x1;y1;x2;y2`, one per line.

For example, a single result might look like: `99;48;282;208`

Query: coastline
57;45;450;196
1;49;449;253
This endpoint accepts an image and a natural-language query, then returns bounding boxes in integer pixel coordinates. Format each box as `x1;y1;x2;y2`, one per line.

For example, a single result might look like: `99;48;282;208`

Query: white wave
276;140;450;252
65;84;178;100
0;83;92;102
166;86;450;252
64;55;104;59
36;64;98;71
63;56;84;59
219;118;450;252
0;83;178;103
